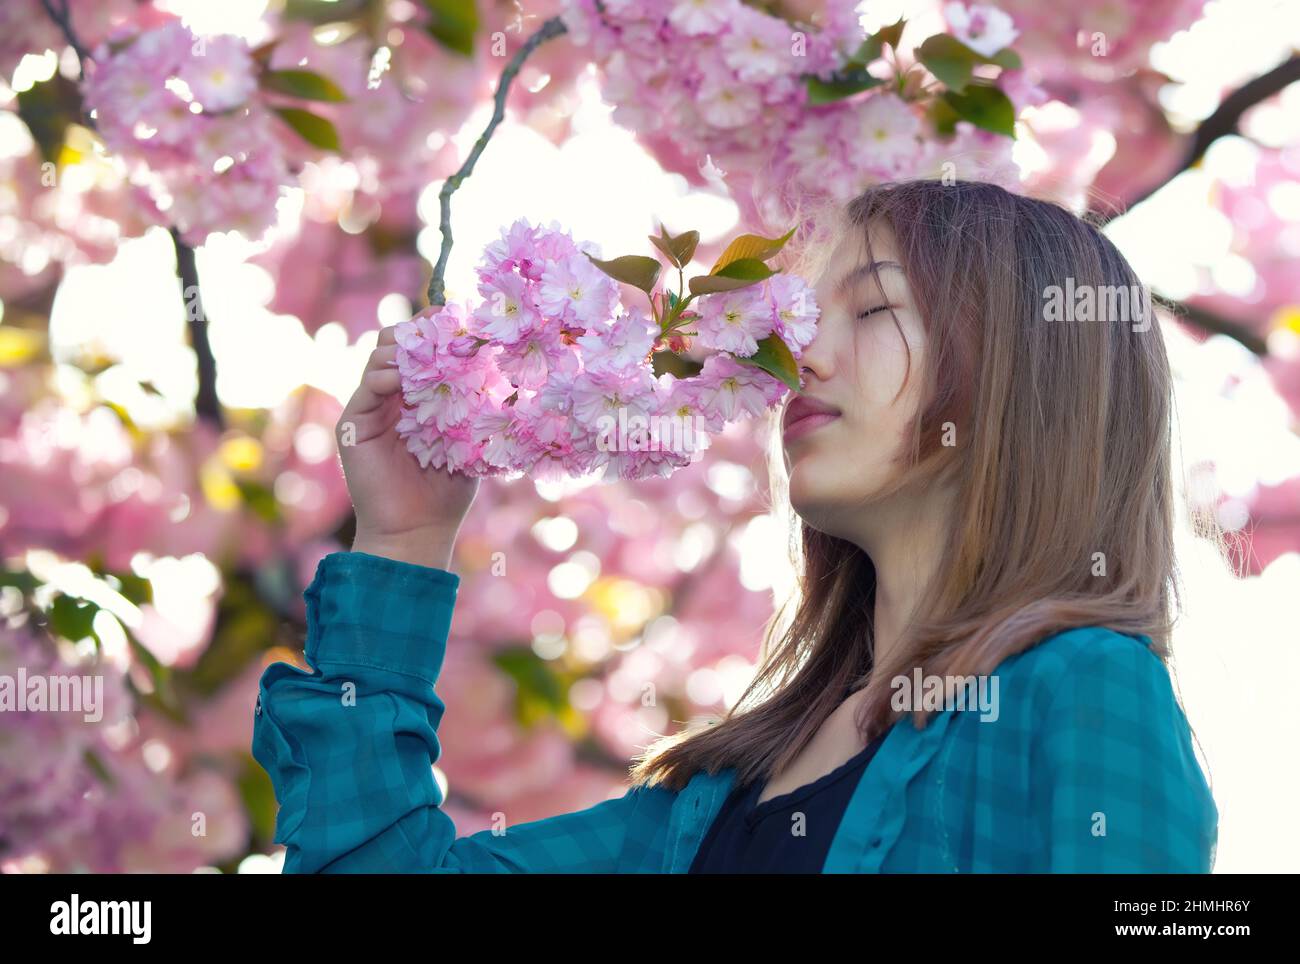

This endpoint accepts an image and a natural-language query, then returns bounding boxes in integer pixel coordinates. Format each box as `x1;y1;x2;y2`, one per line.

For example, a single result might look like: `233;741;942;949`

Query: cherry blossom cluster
81;19;292;244
393;219;819;481
559;1;1031;231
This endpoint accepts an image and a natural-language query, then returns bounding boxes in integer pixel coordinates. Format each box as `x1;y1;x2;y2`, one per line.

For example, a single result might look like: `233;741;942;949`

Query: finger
342;365;402;421
338;393;400;447
365;343;399;372
364;367;402;396
377;325;398;347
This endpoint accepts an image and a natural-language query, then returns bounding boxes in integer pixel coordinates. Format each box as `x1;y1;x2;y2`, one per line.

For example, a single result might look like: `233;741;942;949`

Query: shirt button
869;836;883;849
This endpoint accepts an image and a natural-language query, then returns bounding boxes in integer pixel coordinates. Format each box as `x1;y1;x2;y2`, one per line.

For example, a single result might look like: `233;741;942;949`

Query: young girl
252;179;1218;873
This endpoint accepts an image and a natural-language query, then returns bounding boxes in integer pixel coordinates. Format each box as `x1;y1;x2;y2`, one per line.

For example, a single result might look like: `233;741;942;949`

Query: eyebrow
834;260;904;297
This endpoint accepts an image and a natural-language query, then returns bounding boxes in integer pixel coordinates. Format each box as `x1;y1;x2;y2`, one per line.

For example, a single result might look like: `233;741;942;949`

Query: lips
782;394;841;441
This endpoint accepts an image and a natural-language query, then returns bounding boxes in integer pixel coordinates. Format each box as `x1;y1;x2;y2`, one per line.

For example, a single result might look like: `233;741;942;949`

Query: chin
786;459;837;527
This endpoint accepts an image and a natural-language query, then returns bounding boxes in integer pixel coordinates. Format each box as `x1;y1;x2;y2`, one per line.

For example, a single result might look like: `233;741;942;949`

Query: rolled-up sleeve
252;550;667;873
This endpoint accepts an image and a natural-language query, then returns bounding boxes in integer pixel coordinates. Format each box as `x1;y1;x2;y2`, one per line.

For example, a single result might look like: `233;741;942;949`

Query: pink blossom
474;271;544;343
176;34;258;111
571;366;658;432
943;3;1020;58
721;5;801;83
768;273;820;353
538;254;619;328
575;308;659;374
696;285;776;356
497;327;578;389
694;354;786;421
696;60;764;129
844;94;925;176
668;0;741;36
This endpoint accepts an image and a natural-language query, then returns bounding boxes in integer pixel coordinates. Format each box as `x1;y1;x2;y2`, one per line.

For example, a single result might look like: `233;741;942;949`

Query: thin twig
426;16;569;307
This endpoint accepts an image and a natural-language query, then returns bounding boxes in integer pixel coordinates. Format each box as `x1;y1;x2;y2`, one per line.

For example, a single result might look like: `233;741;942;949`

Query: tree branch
1098;55;1300;223
171;227;225;428
1089;57;1300;354
36;0;89;78
426;16;569;307
1163;298;1270;356
37;1;224;428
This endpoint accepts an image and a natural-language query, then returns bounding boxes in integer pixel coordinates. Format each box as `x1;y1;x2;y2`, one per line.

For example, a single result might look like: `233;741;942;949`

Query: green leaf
709;228;796;274
16;73;82;164
927;95;961;136
0;569;40;597
234;479;280;523
651;351;703;379
49;595;99;645
689;258;775;295
942;85;1017;137
261;69;348;102
649;225;700;268
187;576;278;697
585;254;662;295
249;39;279;67
422;0;478;57
84;748;115;788
491;647;572;727
805;70;883;105
237;753;278;842
733;334;801;392
916;34;978;92
281;0;370;23
717;258;777;280
121;625;184;722
106;571;153;606
273;107;340;149
874;18;907;51
990;48;1022;70
852;17;907;64
917;33;1021;94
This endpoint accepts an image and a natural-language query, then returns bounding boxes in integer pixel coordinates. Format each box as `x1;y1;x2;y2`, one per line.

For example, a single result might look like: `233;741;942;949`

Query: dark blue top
688;725;891;874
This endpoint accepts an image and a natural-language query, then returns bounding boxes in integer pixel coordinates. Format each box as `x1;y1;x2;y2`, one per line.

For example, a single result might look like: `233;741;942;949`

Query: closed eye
857;305;892;320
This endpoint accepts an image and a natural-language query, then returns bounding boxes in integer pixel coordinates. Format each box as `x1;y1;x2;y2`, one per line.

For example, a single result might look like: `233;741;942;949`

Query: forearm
252;551;459;872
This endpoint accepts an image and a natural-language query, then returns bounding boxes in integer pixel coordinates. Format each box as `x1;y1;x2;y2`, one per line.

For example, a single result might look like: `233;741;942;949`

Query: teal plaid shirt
252;551;1218;873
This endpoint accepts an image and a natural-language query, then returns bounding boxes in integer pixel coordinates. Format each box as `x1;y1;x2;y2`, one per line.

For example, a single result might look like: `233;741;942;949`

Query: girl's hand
336;324;478;570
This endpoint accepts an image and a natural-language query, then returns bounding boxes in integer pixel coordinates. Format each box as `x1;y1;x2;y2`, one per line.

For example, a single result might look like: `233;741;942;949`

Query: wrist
351;526;457;571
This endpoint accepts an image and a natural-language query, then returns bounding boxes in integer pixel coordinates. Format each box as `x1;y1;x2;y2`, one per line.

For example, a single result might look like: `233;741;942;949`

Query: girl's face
781;223;930;539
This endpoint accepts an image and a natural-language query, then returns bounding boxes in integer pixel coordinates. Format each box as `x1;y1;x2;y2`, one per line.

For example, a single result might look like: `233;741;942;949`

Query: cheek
785;318;927;515
852;321;916;411
837;323;927;474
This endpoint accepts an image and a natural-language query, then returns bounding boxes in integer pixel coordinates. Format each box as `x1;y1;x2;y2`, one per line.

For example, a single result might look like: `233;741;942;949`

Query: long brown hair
631;178;1212;793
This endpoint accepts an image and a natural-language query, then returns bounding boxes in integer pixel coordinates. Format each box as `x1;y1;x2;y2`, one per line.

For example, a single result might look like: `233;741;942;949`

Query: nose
796;327;833;389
